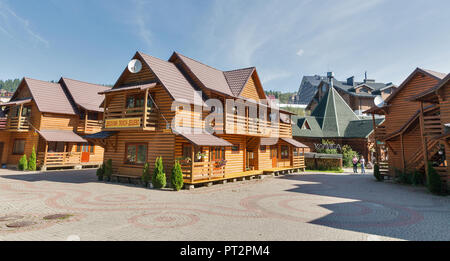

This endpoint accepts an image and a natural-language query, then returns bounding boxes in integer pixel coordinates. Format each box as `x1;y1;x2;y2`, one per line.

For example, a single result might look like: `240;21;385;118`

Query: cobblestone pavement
0;168;448;241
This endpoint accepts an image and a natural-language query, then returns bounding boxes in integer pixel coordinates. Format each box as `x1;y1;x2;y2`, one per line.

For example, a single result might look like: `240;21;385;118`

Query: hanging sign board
105;118;141;128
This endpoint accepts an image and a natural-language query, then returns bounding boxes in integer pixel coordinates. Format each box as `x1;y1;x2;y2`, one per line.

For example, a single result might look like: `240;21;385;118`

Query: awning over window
84;131;118;139
1;98;32;106
99;83;157;95
281;138;309;148
37;130;87;143
179;133;233;147
261;137;309;148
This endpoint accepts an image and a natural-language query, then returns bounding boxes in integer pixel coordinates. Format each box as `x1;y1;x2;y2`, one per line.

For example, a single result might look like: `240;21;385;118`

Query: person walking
360;156;366;174
352;155;359;174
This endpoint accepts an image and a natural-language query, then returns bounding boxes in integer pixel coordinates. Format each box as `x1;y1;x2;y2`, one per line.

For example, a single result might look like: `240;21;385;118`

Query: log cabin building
0;77;110;170
366;68;450;189
85;51;308;186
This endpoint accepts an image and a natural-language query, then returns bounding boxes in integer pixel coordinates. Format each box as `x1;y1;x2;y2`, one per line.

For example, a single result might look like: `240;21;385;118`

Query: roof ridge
224;67;256;73
174;52;224;72
61;77;111;89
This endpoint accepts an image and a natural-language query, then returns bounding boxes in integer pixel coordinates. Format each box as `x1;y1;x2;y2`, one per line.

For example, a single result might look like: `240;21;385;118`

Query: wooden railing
423;115;443;137
77;120;103;134
225;114;292;137
293;155;305;168
406;138;440;171
104;107;158;130
181;161;226;182
375;125;387;141
6;116;30;131
37;152;82;167
0;117;7;130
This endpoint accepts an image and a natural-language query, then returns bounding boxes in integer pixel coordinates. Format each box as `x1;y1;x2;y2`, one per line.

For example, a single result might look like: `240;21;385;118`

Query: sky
1;0;450;92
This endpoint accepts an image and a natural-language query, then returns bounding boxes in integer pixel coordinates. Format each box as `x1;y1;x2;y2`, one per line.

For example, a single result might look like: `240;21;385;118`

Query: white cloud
133;0;152;47
296;49;305;57
0;1;49;47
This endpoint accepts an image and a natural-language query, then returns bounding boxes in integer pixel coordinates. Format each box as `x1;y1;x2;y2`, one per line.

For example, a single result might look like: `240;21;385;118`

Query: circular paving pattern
94;194;148;204
129;211;200;229
0;215;24;222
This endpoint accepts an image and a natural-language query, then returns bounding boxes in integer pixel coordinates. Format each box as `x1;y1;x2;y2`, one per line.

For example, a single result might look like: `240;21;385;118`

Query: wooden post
84;110;88;133
371;113;380;165
44;142;48;166
143;89;149;129
419;101;429;178
400;133;406;170
191;145;195;183
18;104;23;130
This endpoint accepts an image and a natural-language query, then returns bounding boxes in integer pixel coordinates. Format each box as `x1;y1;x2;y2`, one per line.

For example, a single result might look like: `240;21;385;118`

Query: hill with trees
0;79;21;92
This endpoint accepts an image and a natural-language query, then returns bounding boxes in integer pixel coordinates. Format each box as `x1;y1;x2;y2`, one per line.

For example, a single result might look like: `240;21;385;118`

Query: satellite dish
128;59;142;74
374;95;385;108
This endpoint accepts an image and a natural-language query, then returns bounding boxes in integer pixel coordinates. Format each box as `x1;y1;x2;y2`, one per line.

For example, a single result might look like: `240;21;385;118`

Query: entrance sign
314;143;342;151
105;118;141;129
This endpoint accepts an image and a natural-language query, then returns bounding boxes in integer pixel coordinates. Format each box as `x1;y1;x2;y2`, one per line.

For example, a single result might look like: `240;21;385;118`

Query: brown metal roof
23;78;76;115
174;52;235;97
60;78;111;112
223;67;255;96
37;130;87;143
99;83;157;95
138;52;204;106
179;133;233;147
281;138;309;148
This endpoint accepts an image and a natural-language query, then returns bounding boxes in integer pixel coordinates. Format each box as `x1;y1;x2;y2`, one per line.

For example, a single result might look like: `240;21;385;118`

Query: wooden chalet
366;68;449;188
86;51;308;186
0;77;110;170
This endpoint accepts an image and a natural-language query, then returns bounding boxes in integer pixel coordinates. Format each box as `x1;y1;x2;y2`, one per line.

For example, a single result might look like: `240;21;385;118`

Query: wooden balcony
0;117;7;130
181;161;226;183
225;114;292;137
77;119;103;134
6;116;30;132
37;152;82;168
103;107;158;131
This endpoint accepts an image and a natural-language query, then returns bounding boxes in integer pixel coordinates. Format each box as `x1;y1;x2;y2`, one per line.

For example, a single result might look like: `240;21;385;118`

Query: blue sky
1;0;450;92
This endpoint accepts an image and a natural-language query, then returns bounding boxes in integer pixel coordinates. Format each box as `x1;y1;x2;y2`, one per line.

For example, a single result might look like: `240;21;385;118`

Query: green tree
374;164;383;182
104;159;113;181
427;162;443;195
342;145;358;167
152;157;166;189
28;146;37;171
171;161;184;191
141;162;151;187
96;164;105;181
18;154;28;171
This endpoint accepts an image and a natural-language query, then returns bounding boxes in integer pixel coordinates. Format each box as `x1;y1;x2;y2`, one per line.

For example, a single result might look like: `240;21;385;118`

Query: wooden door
81;144;90;163
271;145;278;168
210;147;225;170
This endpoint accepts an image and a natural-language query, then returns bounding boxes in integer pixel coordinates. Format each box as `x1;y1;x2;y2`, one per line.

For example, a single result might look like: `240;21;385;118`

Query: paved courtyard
0;168;448;241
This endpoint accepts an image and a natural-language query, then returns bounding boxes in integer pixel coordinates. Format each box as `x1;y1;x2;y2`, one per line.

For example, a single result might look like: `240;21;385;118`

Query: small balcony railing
225;114;292;137
77;119;103;134
181;161;226;182
37;152;82;167
103;107;157;131
6;116;30;131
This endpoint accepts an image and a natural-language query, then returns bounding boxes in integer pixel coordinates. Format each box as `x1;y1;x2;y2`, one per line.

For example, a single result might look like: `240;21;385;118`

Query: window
293;148;299;157
12;139;25;155
210;147;225;162
48;142;65;153
126;93;153;109
182;144;203;162
125;143;147;165
88;112;99;121
281;145;289;159
22;106;31;117
231;144;240;154
384;88;392;94
260;145;267;152
77;143;95;153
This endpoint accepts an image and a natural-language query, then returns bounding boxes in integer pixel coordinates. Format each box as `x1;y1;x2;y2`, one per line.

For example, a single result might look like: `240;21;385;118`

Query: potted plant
196;152;207;161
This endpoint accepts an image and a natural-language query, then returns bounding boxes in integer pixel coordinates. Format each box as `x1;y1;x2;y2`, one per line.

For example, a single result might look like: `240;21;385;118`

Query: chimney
327;72;334;90
347;76;355;86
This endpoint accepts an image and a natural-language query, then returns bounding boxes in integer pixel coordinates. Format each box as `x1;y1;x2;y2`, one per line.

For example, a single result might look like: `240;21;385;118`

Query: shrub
96;164;105;181
104;159;113;182
395;169;413;185
342;145;358;168
152;157;166;189
412;170;425;186
316;140;338;154
374;164;383;182
18;154;28;171
427;162;443;195
28;146;37;171
141;162;151;187
171;161;184;191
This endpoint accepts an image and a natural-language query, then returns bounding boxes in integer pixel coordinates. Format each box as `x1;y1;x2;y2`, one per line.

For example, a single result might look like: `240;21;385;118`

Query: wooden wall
6;132;39;166
219;135;246;175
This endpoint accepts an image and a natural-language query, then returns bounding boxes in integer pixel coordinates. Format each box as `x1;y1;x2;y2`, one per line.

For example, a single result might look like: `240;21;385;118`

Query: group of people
352;155;366;174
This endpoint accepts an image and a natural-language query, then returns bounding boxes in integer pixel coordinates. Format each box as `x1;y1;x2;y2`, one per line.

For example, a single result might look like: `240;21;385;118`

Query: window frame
281;145;290;159
124;142;148;166
260;145;267;153
231;144;240;154
12;139;26;155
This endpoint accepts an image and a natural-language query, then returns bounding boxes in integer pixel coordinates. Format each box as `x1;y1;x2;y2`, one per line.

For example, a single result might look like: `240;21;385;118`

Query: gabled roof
411;73;450;103
296;75;328;105
384;67;446;104
138;52;204;106
60;77;111;112
223;67;255;96
173;52;234;97
20;78;76;115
